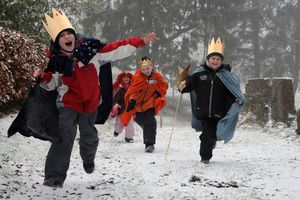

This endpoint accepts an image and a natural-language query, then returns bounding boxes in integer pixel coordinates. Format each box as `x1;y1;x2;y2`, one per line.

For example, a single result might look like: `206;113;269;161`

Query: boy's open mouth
65;41;73;46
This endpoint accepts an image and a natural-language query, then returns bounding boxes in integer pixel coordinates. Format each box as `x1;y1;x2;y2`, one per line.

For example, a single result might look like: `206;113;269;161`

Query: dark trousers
199;117;219;160
135;108;157;145
44;107;99;184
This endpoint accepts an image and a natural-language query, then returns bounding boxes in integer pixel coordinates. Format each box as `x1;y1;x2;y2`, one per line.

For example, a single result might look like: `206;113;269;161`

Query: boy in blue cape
178;37;245;164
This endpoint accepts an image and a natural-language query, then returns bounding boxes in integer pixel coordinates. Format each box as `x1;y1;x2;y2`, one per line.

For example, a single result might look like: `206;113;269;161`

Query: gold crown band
207;37;224;57
42;8;75;42
138;58;153;68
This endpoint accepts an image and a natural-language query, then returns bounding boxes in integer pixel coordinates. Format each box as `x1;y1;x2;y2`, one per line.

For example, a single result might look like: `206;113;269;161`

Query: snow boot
43;179;63;188
125;138;134;143
113;131;119;137
83;161;95;174
145;144;155;153
201;159;209;164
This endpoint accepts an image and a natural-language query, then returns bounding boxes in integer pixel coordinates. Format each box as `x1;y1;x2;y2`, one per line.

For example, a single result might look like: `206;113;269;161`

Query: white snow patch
0;114;300;200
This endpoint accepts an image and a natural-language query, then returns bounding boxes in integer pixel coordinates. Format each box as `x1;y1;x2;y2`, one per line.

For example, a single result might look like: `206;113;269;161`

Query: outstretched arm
97;33;157;62
142;33;158;44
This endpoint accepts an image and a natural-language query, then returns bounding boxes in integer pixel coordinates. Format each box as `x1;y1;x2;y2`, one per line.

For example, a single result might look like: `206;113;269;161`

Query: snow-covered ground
1;113;300;200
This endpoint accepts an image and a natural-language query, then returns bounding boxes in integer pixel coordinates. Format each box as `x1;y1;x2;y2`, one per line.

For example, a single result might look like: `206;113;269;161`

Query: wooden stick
165;93;183;160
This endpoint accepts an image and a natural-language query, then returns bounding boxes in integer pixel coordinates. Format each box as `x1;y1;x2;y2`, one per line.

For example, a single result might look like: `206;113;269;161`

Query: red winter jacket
41;36;145;113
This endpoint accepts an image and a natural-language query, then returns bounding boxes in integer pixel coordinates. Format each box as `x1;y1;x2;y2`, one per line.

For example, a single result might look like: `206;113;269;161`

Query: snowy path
1;114;300;200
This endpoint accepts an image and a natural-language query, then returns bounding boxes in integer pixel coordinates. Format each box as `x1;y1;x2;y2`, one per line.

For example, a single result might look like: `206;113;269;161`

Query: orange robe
120;69;168;126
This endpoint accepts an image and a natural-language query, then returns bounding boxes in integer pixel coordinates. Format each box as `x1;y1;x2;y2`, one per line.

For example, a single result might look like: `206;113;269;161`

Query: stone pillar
245;78;295;126
296;109;300;135
271;78;295;125
245;79;272;125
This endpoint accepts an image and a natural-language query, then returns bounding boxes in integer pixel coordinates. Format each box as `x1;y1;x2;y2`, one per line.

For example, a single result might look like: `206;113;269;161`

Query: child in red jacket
110;71;135;142
33;8;157;188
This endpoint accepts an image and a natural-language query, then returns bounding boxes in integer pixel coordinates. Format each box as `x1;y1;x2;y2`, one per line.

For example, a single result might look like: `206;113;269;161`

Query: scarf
47;36;105;76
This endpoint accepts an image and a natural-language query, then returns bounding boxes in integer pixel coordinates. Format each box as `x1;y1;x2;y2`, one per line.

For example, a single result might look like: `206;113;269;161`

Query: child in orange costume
121;57;168;152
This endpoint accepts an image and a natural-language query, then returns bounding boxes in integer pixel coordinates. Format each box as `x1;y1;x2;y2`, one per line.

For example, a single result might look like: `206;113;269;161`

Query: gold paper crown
42;8;75;42
207;37;224;57
138;57;154;68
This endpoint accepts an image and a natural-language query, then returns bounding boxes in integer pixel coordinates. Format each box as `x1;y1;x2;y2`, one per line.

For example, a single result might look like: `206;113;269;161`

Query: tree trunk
292;3;300;92
251;8;261;78
293;42;300;93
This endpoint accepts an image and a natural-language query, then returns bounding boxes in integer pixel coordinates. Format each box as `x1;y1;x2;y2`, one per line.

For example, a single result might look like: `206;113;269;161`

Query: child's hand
33;67;43;78
143;33;158;44
110;104;120;118
178;80;186;92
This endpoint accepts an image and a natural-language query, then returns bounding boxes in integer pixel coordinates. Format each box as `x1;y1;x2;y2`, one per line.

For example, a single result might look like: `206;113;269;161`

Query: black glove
126;99;136;112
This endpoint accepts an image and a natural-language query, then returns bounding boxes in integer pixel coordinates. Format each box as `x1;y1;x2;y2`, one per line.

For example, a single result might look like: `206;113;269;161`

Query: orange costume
120;68;168;126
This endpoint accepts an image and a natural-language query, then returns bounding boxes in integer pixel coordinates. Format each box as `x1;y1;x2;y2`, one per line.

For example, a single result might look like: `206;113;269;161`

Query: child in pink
110;72;135;142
